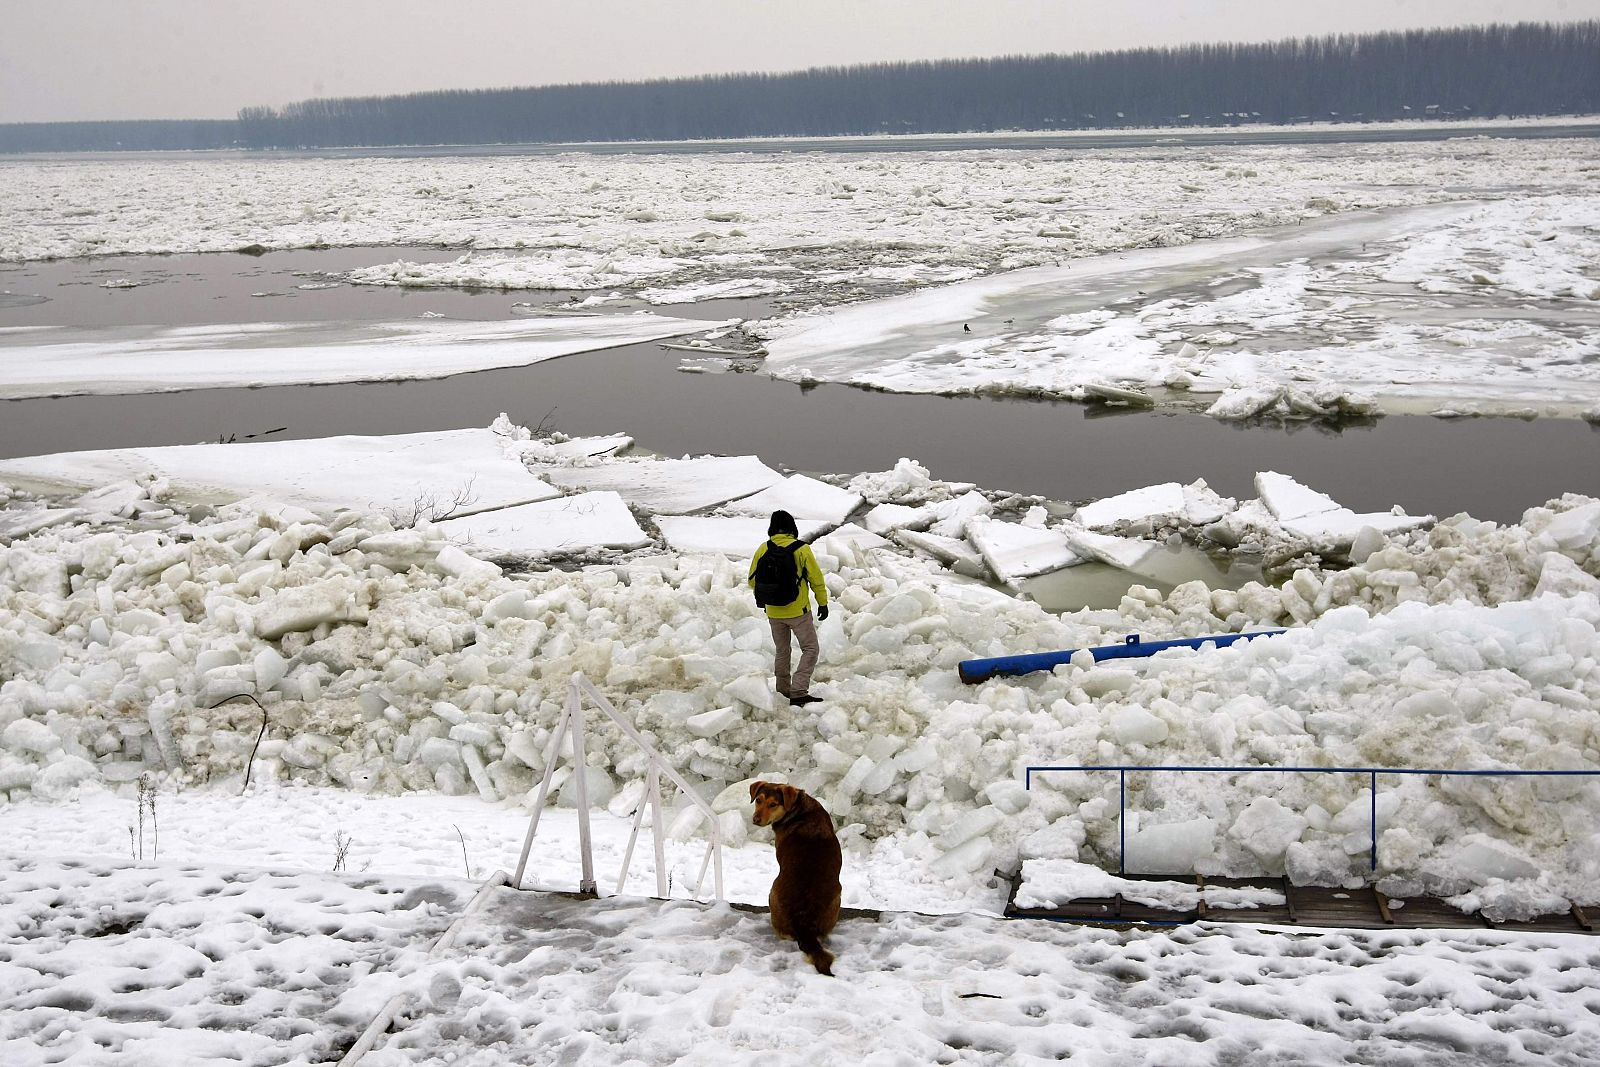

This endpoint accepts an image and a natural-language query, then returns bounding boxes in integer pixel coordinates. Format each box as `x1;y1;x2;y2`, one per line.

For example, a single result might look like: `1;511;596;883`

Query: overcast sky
4;0;1596;124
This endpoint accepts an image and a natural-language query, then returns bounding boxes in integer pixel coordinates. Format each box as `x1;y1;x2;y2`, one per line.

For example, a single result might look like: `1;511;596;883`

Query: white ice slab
655;515;831;557
721;474;863;525
1256;471;1429;548
967;519;1084;585
435;492;650;558
863;502;930;535
0;316;725;399
0;507;85;542
1075;481;1235;530
895;529;987;573
543;455;783;515
1075;483;1188;531
1256;471;1343;523
511;434;634;462
814;523;891;557
928;491;993;538
1060;524;1160;572
0;428;557;514
1281;509;1432;548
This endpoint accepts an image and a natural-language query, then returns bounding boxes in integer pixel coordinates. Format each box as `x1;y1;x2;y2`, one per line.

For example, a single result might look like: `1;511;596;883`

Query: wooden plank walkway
1005;873;1599;936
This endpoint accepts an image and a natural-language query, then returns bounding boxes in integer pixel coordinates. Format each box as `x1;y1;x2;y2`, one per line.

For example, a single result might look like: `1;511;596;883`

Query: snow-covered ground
6;796;1600;1064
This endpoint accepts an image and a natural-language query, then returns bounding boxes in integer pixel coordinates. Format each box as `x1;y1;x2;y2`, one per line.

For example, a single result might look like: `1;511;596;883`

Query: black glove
817;605;830;622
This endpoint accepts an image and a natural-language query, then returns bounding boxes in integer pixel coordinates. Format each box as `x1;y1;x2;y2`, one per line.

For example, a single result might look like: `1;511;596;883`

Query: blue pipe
958;629;1287;684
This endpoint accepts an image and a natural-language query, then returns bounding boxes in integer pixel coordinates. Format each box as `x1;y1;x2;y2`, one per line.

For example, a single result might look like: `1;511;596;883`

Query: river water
2;247;1597;525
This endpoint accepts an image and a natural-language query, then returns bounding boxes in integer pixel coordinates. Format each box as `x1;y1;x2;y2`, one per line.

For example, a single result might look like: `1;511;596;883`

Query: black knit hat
767;510;799;536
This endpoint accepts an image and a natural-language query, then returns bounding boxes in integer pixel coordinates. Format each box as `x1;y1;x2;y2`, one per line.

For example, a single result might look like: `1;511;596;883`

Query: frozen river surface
2;132;1598;520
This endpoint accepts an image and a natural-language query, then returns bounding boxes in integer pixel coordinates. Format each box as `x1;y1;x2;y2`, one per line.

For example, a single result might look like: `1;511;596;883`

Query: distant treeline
3;21;1596;153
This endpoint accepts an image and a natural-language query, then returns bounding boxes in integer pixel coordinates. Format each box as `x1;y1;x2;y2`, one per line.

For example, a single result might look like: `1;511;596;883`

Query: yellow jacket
748;534;828;619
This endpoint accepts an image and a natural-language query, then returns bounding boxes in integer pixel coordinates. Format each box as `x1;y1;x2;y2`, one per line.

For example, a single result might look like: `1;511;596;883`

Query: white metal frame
512;672;724;901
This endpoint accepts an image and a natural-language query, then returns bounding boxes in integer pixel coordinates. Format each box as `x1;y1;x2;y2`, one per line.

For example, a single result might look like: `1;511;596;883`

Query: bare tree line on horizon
3;20;1596;153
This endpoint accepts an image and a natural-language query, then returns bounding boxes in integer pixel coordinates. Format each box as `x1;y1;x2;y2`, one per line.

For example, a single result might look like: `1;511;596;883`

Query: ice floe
655;515;832;556
541;454;782;514
435;491;651;559
719;473;863;525
0;315;726;399
0;427;558;516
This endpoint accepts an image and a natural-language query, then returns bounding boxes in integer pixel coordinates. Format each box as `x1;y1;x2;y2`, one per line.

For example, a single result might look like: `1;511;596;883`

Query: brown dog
749;781;842;976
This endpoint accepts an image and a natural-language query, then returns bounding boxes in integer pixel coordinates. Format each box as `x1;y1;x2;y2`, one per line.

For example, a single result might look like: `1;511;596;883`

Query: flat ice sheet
1071;480;1235;532
1257;470;1343;522
1061;523;1159;571
0;428;557;514
720;473;863;524
896;528;986;572
1075;482;1189;530
543;455;783;515
814;522;892;556
436;491;650;557
0;315;722;398
967;518;1084;584
655;514;831;556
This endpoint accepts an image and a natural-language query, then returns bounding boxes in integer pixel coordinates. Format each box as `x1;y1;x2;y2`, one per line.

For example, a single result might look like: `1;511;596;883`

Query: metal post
1119;768;1127;875
616;770;652;897
712;824;724;901
567;678;596;896
512;705;572;889
649;769;668;898
691;844;716;902
1369;770;1378;873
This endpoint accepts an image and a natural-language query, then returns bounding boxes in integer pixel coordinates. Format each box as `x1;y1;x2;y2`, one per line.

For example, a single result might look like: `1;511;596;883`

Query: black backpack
753;539;804;607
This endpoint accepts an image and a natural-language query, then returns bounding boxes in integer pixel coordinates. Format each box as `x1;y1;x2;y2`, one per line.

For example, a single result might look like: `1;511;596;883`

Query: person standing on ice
749;510;829;707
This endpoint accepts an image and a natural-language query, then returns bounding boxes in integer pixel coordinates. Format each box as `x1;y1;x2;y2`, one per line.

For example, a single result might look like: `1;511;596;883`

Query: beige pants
768;611;819;695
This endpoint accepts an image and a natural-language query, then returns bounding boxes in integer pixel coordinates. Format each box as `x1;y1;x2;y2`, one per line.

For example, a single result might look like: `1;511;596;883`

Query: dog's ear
749;781;766;801
776;784;801;809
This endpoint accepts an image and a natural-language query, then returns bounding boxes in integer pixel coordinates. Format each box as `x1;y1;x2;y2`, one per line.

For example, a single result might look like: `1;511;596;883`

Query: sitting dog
749;781;842;976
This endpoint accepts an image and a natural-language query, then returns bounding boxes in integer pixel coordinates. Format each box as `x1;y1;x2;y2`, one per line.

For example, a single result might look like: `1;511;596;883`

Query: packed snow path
0;857;467;1066
356;886;1600;1066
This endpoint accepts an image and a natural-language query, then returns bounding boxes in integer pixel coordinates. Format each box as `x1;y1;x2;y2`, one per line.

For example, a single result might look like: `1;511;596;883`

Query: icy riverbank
2;416;1597;916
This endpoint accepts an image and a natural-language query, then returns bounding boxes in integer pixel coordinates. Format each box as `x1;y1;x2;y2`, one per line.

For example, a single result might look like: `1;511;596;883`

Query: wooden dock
1005;873;1598;936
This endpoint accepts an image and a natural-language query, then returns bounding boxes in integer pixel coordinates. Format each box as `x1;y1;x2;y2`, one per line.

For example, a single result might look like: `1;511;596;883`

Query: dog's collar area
770;804;804;828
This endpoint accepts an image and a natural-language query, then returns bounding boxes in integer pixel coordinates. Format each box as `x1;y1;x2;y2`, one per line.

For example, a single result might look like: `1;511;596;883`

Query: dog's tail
796;931;834;977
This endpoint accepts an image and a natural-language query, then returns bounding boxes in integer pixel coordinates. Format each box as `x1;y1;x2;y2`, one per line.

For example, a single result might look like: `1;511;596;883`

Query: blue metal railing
1026;764;1600;874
